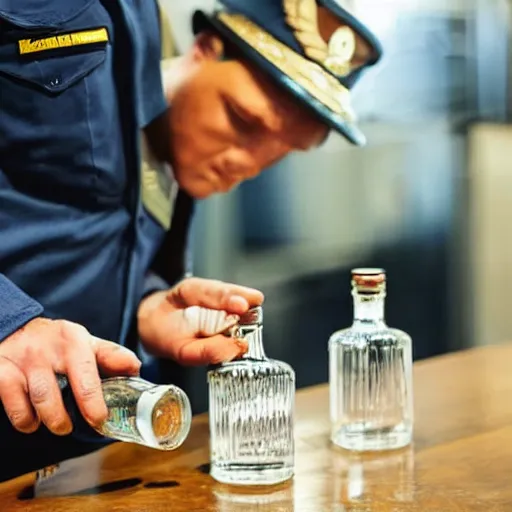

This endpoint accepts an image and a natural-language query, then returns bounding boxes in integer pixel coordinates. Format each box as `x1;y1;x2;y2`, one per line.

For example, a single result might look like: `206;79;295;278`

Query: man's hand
138;277;264;366
0;319;141;435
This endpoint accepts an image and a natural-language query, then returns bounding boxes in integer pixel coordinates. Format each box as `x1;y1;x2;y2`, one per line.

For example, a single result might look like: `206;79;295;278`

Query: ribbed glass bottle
58;375;192;450
329;268;413;451
208;307;295;485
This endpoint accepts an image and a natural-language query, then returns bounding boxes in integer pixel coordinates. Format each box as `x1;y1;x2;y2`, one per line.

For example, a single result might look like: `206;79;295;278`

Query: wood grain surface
1;344;512;511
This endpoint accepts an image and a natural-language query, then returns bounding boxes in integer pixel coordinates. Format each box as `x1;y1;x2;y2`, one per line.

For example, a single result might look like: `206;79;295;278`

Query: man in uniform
0;0;382;480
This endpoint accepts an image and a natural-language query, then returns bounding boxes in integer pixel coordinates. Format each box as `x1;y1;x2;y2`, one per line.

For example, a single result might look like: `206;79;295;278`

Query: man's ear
190;31;225;62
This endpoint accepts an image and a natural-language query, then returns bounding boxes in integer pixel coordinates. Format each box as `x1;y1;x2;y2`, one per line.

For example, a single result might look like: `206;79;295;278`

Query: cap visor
193;11;367;146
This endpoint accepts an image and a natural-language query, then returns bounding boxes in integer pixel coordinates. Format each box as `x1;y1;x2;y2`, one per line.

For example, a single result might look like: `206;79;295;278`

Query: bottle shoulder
208;358;295;380
328;325;412;347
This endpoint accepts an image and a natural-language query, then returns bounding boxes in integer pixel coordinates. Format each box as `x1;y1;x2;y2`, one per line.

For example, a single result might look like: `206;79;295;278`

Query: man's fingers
0;357;39;434
168;277;264;314
0;318;142;435
175;336;249;366
67;335;141;427
25;362;72;436
64;334;108;428
91;337;142;377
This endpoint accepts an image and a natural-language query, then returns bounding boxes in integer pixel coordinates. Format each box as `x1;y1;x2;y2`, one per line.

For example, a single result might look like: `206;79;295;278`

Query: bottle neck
241;326;266;360
352;291;386;327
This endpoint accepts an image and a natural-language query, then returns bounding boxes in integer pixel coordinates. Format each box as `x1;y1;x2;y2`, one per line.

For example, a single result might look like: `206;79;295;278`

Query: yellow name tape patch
18;27;109;56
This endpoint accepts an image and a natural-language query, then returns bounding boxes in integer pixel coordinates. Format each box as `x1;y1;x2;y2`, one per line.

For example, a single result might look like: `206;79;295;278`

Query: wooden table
1;344;512;511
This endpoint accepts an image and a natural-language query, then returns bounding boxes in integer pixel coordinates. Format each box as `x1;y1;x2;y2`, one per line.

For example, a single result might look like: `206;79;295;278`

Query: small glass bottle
208;306;296;486
329;268;413;451
58;375;192;450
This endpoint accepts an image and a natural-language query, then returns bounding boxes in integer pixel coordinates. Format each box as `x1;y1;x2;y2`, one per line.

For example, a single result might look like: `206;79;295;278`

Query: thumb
91;337;142;377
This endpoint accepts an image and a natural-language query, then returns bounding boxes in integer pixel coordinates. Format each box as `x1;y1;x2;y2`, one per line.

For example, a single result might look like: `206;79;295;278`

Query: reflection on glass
330;446;415;510
213;481;294;512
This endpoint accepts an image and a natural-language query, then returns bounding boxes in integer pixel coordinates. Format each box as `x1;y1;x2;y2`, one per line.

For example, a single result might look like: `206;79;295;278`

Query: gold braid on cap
217;12;356;122
283;0;356;77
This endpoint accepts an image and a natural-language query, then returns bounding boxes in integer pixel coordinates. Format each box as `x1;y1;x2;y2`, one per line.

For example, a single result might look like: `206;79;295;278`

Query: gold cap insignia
217;12;355;122
283;0;356;77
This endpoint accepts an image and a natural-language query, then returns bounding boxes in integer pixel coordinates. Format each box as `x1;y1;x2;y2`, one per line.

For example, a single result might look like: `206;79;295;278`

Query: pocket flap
0;50;106;93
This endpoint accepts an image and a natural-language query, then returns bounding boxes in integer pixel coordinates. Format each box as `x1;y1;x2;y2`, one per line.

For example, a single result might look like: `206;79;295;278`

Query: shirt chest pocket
0;0;127;205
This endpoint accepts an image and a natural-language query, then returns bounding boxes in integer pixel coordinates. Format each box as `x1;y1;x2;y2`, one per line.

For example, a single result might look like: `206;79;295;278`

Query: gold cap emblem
283;0;356;77
217;12;355;121
325;26;356;76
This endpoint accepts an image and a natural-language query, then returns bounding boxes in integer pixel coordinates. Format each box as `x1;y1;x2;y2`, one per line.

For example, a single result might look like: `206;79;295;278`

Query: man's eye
226;103;257;133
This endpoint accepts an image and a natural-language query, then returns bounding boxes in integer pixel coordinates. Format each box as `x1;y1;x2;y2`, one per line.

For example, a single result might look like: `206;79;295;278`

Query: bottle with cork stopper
328;268;414;451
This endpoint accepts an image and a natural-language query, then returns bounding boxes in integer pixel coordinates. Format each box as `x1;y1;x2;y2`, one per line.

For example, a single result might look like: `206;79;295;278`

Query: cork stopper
351;268;386;294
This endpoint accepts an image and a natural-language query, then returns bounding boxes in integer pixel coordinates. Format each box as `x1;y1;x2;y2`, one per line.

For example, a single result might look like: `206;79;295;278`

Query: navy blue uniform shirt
0;0;180;346
0;1;197;469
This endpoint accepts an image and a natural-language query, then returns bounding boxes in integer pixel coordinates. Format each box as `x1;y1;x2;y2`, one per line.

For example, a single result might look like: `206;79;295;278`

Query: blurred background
161;0;512;412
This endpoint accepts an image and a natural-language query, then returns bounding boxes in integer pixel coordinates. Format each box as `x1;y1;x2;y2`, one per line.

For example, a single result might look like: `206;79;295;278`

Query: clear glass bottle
58;375;192;450
329;268;413;451
208;306;296;486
